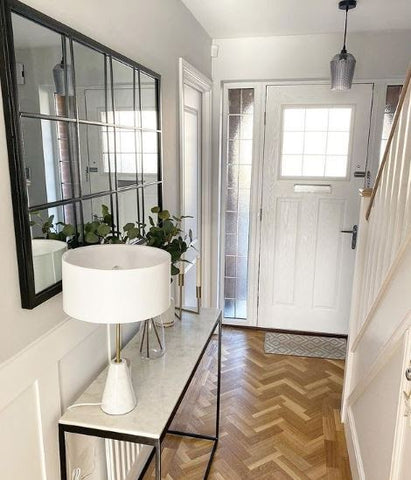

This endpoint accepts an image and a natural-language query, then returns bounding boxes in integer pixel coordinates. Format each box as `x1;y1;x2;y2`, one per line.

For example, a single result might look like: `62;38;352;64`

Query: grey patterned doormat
264;332;347;360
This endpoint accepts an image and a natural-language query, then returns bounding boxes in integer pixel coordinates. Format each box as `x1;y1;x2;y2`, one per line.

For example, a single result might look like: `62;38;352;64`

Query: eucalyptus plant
83;205;140;245
29;212;78;247
30;205;193;277
137;206;193;276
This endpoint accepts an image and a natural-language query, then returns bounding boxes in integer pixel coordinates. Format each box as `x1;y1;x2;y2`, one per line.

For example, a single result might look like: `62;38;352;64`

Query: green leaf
151;206;160;214
158;210;170;220
97;223;111;237
171;264;180;276
104;235;122;244
62;224;75;237
85;232;99;244
91;221;100;231
123;222;134;232
101;204;109;217
127;227;139;239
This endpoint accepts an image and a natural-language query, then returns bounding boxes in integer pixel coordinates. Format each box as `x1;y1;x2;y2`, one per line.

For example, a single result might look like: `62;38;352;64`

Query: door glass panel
280;106;353;178
224;88;254;319
79;123;113;195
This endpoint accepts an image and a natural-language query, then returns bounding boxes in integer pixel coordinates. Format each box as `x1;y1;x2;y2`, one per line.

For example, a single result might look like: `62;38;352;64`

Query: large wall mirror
0;1;163;308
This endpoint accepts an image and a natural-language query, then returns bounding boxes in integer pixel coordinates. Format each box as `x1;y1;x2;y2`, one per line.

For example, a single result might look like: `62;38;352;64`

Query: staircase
343;67;411;480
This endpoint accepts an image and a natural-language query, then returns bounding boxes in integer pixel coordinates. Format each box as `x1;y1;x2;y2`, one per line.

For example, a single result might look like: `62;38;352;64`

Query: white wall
0;1;210;478
210;29;411;311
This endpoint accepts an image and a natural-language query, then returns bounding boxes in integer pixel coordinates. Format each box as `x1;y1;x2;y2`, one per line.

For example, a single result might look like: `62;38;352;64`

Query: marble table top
59;308;221;440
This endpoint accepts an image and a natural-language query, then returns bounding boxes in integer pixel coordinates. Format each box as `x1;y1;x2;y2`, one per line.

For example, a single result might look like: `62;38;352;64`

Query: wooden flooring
143;326;352;480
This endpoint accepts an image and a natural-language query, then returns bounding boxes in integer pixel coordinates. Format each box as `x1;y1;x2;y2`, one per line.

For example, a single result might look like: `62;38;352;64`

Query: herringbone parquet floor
143;327;352;480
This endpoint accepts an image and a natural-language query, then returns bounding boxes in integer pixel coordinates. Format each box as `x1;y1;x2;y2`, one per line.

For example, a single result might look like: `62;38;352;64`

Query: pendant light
53;58;74;96
330;0;357;91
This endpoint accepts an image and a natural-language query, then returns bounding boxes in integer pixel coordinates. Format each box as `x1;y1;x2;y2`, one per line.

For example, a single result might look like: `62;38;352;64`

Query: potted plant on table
137;206;194;326
31;205;193;326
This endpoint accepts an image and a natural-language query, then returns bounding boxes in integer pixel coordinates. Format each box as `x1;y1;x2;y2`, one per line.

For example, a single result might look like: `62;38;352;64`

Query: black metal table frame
59;314;222;480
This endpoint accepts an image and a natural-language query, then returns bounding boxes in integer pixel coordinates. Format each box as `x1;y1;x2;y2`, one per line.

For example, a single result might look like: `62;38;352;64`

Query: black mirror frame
0;0;163;309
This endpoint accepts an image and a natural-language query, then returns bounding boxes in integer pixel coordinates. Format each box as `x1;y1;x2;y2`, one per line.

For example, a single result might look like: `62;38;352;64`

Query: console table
58;308;222;480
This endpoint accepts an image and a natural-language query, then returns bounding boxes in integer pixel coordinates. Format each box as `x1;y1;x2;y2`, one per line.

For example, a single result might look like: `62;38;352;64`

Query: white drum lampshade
62;244;171;415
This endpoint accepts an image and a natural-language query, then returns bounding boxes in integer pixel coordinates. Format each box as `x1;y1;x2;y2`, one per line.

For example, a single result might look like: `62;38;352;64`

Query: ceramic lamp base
101;359;136;415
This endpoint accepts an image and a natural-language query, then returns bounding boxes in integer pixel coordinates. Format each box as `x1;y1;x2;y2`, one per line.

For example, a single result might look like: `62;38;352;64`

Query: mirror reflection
12;13;73;116
7;8;163;306
30;203;78;293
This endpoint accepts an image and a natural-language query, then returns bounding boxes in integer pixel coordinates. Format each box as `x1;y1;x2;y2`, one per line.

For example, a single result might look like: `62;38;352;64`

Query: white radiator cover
105;440;152;480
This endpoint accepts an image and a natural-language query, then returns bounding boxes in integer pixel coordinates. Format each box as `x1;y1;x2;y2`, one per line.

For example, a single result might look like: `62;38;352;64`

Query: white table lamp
62;244;170;415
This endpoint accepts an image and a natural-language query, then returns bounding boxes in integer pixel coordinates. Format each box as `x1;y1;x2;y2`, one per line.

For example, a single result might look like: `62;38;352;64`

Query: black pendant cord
342;4;349;54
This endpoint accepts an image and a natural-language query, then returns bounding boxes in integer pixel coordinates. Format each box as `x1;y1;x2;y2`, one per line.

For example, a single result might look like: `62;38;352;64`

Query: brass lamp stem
115;323;121;363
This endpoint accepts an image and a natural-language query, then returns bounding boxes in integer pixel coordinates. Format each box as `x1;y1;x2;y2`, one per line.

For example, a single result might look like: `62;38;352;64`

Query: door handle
340;224;358;249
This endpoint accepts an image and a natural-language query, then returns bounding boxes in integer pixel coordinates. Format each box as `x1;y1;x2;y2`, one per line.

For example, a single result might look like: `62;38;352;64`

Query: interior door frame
178;58;213;307
219;77;401;327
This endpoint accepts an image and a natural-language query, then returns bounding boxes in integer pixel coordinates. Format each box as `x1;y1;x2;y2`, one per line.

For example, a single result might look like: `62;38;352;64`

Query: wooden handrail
366;66;411;220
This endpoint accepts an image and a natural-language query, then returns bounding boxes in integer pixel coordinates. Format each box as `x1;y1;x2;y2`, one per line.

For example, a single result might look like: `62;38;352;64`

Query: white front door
257;84;373;334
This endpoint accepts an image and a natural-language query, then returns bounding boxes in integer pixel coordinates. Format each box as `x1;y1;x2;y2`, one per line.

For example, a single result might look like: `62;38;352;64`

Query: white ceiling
182;0;411;39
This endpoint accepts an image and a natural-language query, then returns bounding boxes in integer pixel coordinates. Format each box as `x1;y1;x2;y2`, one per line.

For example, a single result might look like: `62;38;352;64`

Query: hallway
145;327;351;479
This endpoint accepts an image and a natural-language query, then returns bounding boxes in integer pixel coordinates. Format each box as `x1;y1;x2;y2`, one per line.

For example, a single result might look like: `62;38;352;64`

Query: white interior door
257;84;373;334
181;84;202;308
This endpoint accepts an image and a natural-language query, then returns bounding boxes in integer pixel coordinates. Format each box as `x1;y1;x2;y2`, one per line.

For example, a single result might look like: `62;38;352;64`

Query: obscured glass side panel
224;88;254;319
79;123;113;195
380;85;402;163
280;107;352;178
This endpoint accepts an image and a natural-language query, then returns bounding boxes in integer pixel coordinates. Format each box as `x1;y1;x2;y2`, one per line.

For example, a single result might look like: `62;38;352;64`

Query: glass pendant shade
330;50;356;91
52;61;74;95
